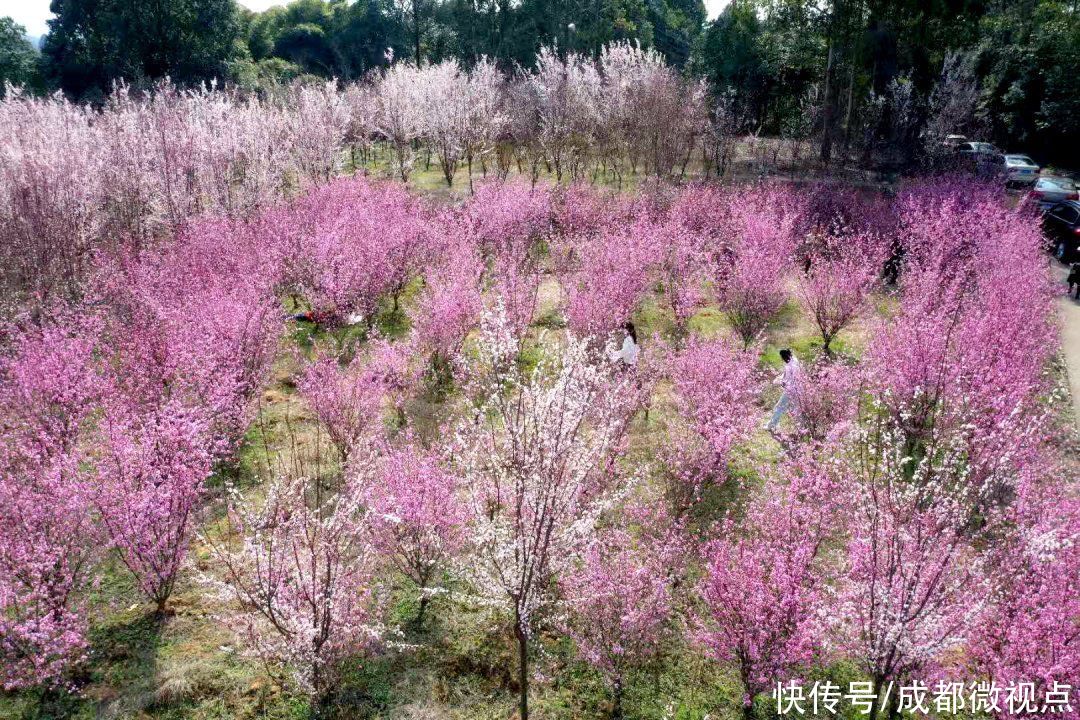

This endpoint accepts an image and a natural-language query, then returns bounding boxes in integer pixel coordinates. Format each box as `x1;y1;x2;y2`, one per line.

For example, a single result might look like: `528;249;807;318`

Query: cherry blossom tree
452;307;637;720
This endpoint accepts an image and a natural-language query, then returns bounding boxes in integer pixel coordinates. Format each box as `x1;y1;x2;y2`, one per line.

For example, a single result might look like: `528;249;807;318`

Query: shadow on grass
12;609;167;720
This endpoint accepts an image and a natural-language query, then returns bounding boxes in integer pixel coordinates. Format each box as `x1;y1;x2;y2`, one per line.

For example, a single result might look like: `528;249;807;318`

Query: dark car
1042;200;1080;262
955;142;1005;178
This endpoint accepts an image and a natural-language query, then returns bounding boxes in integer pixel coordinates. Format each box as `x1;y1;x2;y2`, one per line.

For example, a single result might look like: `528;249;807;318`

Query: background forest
1;0;1080;168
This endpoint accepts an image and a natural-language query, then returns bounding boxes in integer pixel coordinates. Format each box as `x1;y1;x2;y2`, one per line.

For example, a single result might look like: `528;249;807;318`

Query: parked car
955;141;1004;177
1003;154;1040;184
957;141;1000;157
1029;176;1079;212
943;134;968;149
1041;200;1080;262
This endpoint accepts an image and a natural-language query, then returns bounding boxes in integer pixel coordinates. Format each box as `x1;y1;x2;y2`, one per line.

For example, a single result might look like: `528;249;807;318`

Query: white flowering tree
452;306;637;720
202;452;382;703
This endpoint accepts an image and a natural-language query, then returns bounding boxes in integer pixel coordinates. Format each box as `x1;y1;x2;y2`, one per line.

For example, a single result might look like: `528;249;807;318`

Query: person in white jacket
766;348;801;432
610;321;640;367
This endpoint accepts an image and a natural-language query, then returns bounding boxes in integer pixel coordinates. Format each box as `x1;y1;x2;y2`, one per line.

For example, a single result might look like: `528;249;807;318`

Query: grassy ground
344;139;894;204
1;183;885;720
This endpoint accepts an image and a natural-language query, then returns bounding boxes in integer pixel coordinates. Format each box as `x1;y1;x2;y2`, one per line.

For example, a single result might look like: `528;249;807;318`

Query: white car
1003;154;1040;184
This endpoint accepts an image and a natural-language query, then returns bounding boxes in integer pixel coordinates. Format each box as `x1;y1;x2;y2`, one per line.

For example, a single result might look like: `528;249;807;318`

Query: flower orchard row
0;174;1074;720
0;42;707;315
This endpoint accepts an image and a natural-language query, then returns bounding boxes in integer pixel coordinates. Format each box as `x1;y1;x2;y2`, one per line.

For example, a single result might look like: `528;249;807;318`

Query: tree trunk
412;0;422;65
743;699;755;720
516;625;530;720
820;38;835;164
417;595;429;625
867;674;885;720
843;61;856;152
612;676;624;720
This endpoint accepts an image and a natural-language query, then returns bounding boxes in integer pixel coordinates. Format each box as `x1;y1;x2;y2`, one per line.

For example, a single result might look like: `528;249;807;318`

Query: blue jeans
767;392;790;431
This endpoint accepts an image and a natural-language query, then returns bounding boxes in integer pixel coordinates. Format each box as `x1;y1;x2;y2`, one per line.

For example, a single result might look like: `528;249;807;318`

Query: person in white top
766;348;802;432
610;321;640;367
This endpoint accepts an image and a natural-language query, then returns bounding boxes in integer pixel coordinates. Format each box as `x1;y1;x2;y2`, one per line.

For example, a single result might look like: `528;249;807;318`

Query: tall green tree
0;17;40;93
44;0;243;98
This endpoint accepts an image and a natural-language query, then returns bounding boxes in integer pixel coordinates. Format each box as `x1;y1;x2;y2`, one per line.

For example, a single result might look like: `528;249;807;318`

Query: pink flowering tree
453;307;637;720
409;234;484;378
670;336;761;472
713;188;800;347
462;181;552;335
281;178;424;322
363;442;465;623
203;458;381;702
837;401;997;717
562;217;657;337
972;495;1080;717
0;453;96;691
795;230;887;354
560;504;683;719
696;451;838;720
0;323;101;690
92;398;213;615
789;361;859;444
297;339;411;461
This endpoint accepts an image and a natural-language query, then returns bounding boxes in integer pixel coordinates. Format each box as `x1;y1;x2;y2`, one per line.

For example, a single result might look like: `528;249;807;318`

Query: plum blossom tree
461;180;551;335
204;455;381;701
462;57;507;187
375;62;424;182
561;504;683;719
837;402;997;718
410;234;484;366
562;217;657;337
796;229;887;353
453;307;637;720
0;453;96;691
973;494;1080;715
789;361;859;444
417;60;468;187
670;336;761;469
696;452;838;720
0;323;101;689
297;339;411;461
836;188;1057;713
282;177;425;322
92;398;213;614
363;441;465;622
528;47;602;182
713;188;801;347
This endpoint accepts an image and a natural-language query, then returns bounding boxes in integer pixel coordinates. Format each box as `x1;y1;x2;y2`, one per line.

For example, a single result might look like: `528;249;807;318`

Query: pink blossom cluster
0;163;1074;720
0;213;282;688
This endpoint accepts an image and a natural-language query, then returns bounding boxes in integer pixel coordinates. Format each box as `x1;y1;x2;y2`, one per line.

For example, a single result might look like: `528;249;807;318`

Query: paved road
1052;262;1080;422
